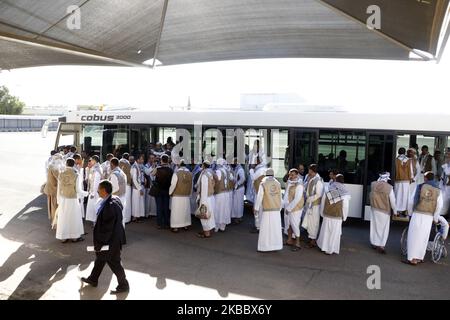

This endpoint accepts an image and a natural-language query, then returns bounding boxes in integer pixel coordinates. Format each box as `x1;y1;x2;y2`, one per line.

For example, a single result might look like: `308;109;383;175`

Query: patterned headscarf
377;172;391;183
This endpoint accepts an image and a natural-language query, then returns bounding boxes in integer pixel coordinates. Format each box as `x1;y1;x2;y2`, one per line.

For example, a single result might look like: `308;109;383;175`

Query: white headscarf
377;172;391;183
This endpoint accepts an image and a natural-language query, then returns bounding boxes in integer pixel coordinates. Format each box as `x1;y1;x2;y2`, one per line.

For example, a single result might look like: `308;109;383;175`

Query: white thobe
144;164;157;217
232;166;246;219
407;193;443;261
76;166;86;218
199;172;216;231
110;170;127;227
407;159;421;215
370;189;397;247
250;166;266;229
169;168;192;228
395;158;413;211
56;175;87;240
131;166;145;218
85;170;101;223
317;195;350;255
254;180;283;252
283;182;304;237
301;177;324;240
101;161;111;179
214;168;231;231
417;154;437;184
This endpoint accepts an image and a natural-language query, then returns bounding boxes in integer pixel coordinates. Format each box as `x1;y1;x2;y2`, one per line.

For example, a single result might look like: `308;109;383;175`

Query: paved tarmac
1;132;449;300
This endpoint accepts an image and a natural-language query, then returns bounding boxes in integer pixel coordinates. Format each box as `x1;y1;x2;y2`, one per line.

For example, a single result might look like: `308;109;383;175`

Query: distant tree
0;86;25;115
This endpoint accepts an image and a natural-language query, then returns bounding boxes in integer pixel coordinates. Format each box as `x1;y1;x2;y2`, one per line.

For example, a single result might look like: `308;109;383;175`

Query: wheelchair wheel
431;233;446;263
400;227;408;256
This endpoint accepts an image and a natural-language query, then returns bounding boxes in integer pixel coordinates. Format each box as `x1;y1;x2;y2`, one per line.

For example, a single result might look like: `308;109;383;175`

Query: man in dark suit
81;180;129;294
152;154;173;229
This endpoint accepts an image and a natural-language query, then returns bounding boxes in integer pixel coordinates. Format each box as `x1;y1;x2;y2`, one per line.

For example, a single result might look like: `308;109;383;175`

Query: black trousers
89;248;127;287
156;194;170;227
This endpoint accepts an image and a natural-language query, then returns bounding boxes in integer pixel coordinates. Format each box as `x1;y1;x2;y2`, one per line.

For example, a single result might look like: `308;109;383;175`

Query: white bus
55;109;450;220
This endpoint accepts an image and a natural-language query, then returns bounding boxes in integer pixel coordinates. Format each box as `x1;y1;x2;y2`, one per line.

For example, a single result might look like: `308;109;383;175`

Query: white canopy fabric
0;0;448;69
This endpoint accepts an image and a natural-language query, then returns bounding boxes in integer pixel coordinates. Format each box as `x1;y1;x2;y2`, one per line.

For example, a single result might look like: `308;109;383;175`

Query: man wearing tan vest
283;168;304;252
109;158;127;227
119;153;132;224
394;148;413;216
301;164;324;248
214;158;232;232
169;160;193;232
254;168;283;252
317;174;351;255
44;153;64;227
369;172;397;254
249;157;267;233
405;171;443;265
56;158;88;243
196;160;216;238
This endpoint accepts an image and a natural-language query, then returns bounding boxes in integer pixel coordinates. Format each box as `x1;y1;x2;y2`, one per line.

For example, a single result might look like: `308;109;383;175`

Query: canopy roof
0;0;449;69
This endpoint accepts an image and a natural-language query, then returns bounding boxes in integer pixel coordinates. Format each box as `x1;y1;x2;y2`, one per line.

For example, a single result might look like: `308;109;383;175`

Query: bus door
291;129;318;169
362;132;395;220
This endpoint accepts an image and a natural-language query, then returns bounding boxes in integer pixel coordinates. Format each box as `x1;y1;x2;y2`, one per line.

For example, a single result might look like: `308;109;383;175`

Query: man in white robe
196;161;216;238
144;154;157;218
317;174;350;255
405;171;443;265
246;140;267;203
44;153;63;228
439;152;450;216
249;159;267;233
130;155;145;222
56;158;88;242
101;153;114;180
169;160;193;231
231;159;246;224
254;168;283;252
394;148;413;215
369;172;397;253
109;158;127;227
85;155;103;224
407;148;421;215
417;145;437;184
213;158;232;232
119;153;132;224
283;168;304;252
302;164;324;248
73;153;87;219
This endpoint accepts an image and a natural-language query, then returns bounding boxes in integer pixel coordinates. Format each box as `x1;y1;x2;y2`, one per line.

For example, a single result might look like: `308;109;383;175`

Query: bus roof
64;110;450;134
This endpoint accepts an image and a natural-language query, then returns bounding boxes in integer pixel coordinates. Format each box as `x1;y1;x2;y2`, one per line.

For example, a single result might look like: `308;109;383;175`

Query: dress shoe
110;284;129;294
81;277;98;287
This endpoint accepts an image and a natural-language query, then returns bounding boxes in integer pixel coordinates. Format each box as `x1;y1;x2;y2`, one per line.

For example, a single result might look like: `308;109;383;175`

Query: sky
0;46;449;114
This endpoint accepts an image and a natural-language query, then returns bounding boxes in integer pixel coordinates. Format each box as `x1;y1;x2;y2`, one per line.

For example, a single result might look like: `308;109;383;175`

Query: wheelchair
400;224;448;263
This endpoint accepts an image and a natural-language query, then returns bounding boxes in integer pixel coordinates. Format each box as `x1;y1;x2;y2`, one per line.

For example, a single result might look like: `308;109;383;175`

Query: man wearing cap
405;171;443;265
254;168;283;252
196;160;216;238
283;168;304;251
369;172;397;254
169;159;193;232
109;158;127;227
301;164;324;248
317;174;351;255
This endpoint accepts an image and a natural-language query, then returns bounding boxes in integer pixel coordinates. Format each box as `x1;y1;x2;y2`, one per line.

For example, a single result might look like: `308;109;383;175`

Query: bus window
103;125;129;158
318;131;366;184
81;125;104;158
58;133;75;149
271;129;289;187
292;130;317;170
245;129;268;165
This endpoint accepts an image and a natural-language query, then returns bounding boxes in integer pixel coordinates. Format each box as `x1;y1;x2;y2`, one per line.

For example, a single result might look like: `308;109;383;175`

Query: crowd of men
42;140;450;265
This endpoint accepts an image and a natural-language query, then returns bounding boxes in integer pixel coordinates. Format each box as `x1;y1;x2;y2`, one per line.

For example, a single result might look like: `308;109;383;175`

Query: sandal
196;232;211;238
72;237;85;243
61;239;69;244
291;246;301;252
